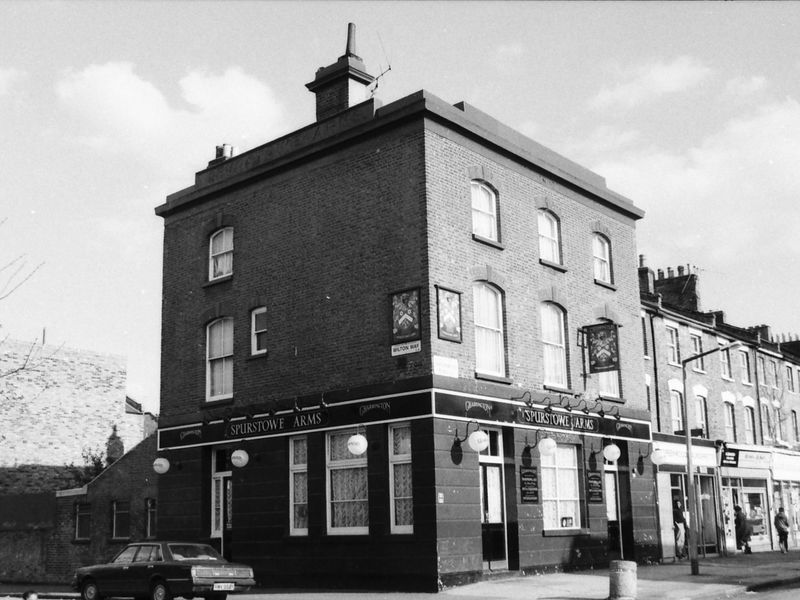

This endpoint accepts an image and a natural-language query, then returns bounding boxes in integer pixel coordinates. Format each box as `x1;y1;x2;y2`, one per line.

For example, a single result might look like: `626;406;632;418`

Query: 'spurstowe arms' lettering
226;411;325;438
518;408;598;432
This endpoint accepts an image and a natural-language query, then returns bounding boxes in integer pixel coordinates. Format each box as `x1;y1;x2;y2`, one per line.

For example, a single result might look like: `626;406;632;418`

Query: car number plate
213;583;235;591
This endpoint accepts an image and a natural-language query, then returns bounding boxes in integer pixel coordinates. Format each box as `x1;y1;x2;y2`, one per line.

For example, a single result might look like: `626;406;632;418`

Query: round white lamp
650;447;667;466
152;457;170;474
231;449;250;468
467;429;490;452
537;436;557;457
603;443;621;463
347;433;368;455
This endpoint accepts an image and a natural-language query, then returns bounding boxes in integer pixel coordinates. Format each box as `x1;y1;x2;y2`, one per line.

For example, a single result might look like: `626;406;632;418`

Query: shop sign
587;472;604;503
720;447;739;467
736;449;771;470
518;408;599;433
520;466;539;503
226;409;329;439
651;441;717;467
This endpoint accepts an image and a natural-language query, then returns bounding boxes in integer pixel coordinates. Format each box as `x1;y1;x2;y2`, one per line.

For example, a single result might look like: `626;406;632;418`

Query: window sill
692;368;707;374
543;528;589;537
203;275;233;288
543;384;574;395
742;381;753;386
472;233;504;250
539;259;567;273
72;539;90;545
644;355;652;361
202;397;234;408
598;394;621;402
721;376;735;382
594;279;616;291
475;372;512;385
247;351;269;361
668;362;681;368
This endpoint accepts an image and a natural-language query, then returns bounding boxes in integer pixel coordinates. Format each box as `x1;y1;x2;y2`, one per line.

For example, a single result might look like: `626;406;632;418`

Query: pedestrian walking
774;506;790;553
673;499;687;559
735;505;752;554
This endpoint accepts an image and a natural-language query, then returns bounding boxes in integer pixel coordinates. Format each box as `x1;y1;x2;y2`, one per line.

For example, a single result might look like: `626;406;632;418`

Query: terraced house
154;25;656;590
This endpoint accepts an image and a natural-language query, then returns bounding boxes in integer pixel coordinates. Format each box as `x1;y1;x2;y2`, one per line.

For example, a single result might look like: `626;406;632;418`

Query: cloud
724;75;767;97
590;56;711;110
591;98;800;329
0;67;25;96
55;62;283;171
562;125;642;165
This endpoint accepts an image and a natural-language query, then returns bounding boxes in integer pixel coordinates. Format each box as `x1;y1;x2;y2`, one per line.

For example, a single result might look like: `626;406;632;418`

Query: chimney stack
306;23;376;122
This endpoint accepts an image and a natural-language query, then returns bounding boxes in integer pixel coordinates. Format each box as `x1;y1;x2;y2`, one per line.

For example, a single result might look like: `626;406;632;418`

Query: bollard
608;559;637;600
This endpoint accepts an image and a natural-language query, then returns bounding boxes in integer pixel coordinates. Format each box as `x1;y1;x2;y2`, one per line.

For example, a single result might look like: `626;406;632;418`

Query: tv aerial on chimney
369;31;392;98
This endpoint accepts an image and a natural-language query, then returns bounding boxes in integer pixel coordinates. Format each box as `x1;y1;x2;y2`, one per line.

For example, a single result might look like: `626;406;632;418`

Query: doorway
211;449;233;560
479;429;507;571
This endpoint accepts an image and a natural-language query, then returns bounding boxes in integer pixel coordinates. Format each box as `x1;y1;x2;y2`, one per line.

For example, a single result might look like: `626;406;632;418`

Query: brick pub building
154;25;657;590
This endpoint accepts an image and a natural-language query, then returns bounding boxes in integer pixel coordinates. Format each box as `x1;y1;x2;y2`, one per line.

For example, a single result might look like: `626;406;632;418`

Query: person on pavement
673;499;687;559
735;505;752;554
774;506;790;553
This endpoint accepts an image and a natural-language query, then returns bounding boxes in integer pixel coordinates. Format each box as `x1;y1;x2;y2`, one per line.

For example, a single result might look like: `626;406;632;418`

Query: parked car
72;541;255;600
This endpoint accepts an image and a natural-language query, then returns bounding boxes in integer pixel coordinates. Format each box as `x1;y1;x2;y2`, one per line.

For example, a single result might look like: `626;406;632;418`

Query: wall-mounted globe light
152;457;170;474
231;449;250;468
467;429;490;452
603;442;621;463
347;433;368;455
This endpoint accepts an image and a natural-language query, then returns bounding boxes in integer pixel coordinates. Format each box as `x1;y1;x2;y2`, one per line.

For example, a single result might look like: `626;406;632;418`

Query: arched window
670;390;684;434
207;317;233;400
761;403;772;440
209;227;234;280
473;282;505;376
592;234;612;283
744;406;756;444
695;396;708;438
724;402;737;442
538;210;561;264
471;181;498;242
541;302;567;388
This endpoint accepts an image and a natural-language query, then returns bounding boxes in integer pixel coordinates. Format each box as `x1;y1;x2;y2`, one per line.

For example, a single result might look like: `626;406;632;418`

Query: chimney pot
667;267;674;278
639;254;645;268
657;269;664;279
678;266;685;276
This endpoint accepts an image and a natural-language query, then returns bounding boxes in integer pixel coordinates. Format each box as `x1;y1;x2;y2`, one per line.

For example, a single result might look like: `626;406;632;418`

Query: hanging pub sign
390;288;421;356
520;466;539;504
436;286;462;342
585;322;620;373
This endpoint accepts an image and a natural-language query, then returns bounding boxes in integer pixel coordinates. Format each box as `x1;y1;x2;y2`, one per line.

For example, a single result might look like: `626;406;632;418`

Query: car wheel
150;580;172;600
81;579;102;600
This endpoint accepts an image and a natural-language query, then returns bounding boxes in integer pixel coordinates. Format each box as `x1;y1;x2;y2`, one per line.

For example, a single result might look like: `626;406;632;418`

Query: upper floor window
473;283;505;377
719;343;732;379
541;303;568;388
641;313;650;358
538;211;561;264
777;407;786;440
690;332;704;371
670;390;684;434
744;406;756;444
739;350;751;384
389;424;413;534
471;181;498;242
724;402;736;442
786;366;795;392
695;396;708;438
592;234;612;284
251;307;267;355
758;356;766;386
209;228;233;281
599;370;620;399
666;325;680;365
770;360;780;389
207;317;233;401
793;410;799;442
761;403;772;440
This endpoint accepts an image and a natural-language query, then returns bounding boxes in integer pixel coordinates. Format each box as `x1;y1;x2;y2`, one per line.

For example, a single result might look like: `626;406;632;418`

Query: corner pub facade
154;25;656;591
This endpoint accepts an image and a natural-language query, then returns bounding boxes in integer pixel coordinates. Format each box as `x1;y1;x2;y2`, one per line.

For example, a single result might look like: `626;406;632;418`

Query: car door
105;545;139;595
129;545;160;596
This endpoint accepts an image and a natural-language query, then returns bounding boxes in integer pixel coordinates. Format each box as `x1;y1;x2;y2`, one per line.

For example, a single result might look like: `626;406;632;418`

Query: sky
2;1;800;415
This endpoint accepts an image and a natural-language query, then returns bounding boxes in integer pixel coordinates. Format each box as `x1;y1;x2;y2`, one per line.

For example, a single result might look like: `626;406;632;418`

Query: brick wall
0;339;146;493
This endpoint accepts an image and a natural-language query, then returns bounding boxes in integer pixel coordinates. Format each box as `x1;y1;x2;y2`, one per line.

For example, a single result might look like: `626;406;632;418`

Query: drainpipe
649;312;662;432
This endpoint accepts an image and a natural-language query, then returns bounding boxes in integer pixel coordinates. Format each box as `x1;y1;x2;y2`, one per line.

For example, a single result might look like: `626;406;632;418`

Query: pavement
2;551;800;600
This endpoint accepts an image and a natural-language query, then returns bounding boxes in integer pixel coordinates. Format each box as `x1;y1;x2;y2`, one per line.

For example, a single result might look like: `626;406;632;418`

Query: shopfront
770;451;800;550
155;388;655;589
720;446;772;553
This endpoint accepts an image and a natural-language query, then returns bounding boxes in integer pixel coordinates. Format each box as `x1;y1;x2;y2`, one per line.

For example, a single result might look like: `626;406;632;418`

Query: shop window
541;302;568;388
724;402;737;442
289;436;308;536
540;444;580;529
389;424;413;534
473;282;506;377
206;317;233;401
75;502;91;541
112;500;131;539
326;431;368;534
208;227;233;281
670;390;684;434
744;406;756;444
471;180;499;243
538;210;562;264
145;498;157;539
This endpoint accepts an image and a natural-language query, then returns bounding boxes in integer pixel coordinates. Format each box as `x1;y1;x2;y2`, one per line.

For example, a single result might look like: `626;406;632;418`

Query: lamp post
681;340;742;575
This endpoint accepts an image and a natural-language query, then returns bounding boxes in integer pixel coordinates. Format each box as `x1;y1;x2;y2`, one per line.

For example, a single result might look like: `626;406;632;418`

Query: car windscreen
167;543;223;561
113;546;139;564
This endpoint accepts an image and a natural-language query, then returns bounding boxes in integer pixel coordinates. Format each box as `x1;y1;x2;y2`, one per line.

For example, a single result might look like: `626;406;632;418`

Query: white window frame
719;340;732;380
666;323;680;365
592;234;612;283
670;390;684;434
695;395;708;438
724;402;736;442
689;331;704;372
744;406;756;444
541;302;568;388
206;317;234;401
739;350;751;384
761;403;772;440
75;502;91;541
770;360;780;389
538;210;561;264
208;227;234;281
793;410;799;442
251;307;267;356
786;365;795;393
599;370;620;399
112;500;131;540
471;180;498;242
326;431;369;535
473;283;506;377
540;444;581;529
145;498;157;539
210;451;231;538
388;423;413;534
758;356;766;386
289;436;309;536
